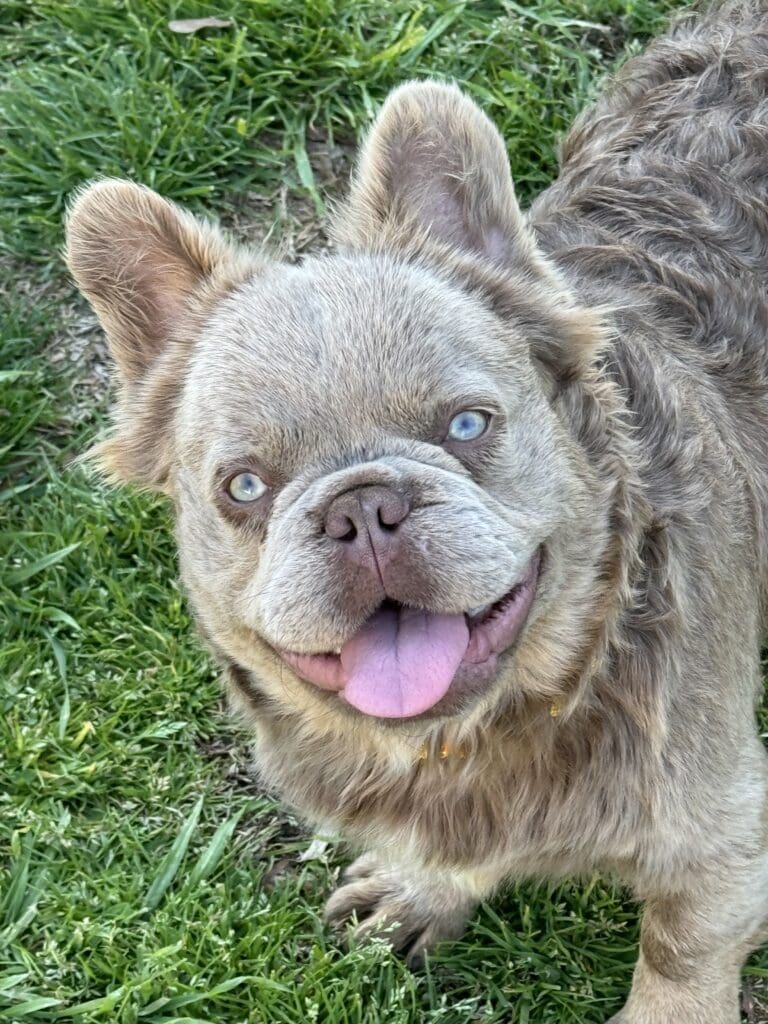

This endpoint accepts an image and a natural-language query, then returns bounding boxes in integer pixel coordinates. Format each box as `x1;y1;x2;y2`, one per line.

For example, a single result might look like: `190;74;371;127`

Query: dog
65;2;768;1020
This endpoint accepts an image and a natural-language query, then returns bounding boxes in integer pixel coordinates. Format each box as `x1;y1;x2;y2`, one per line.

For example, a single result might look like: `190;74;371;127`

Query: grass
1;1;766;1022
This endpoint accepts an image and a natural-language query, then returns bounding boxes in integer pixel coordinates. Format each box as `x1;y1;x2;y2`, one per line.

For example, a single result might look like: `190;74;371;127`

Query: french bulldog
66;3;768;1020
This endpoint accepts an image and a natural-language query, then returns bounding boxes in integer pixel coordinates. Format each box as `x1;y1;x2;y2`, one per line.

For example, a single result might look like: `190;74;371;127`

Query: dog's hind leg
611;778;768;1024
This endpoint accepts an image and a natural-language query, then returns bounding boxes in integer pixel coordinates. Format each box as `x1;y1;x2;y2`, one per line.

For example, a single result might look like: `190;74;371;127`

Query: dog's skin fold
66;3;768;1020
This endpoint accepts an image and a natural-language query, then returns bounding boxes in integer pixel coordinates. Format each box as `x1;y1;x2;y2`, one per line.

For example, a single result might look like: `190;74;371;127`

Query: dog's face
66;83;605;730
174;253;575;721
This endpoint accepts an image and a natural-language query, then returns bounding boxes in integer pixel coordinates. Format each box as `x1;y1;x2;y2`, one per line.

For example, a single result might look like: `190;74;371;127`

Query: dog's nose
323;485;411;570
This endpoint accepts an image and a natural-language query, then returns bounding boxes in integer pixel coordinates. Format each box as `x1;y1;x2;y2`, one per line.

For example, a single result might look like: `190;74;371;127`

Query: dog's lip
277;547;543;714
461;547;542;664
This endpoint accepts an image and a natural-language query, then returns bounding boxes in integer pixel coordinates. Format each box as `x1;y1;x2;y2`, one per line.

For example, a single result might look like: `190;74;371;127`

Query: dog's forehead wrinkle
202;251;512;381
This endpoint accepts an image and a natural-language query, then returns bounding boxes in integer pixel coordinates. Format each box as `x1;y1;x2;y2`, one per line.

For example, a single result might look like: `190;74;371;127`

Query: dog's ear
334;82;604;378
66;179;253;383
65;179;257;489
334;81;537;268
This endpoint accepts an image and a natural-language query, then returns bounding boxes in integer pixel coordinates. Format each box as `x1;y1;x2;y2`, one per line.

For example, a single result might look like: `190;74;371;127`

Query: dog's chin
276;547;543;724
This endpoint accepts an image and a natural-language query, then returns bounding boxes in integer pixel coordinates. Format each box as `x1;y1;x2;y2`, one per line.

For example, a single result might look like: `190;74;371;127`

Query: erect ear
334;81;538;267
333;82;604;378
65;179;259;489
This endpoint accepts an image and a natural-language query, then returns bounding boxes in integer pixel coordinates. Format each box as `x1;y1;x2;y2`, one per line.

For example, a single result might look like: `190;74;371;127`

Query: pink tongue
340;606;469;718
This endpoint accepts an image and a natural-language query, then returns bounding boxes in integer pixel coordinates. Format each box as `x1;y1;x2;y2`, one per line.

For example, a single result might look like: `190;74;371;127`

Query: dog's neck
539;356;670;736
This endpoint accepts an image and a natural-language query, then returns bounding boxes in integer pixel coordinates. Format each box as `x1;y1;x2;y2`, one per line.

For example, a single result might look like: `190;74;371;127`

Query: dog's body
66;3;768;1020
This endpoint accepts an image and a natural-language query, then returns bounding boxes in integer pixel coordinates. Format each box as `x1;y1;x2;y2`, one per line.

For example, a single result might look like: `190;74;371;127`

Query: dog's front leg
610;847;768;1024
324;850;499;967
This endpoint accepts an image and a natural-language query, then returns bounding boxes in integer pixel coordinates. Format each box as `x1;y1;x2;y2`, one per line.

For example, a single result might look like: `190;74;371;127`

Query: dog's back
533;1;768;613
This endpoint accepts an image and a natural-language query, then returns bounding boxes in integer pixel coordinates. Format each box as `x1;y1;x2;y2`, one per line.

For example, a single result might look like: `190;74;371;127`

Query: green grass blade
58;987;125;1017
139;976;249;1014
0;481;36;503
143;797;204;911
0;997;63;1017
1;837;32;926
149;1018;213;1023
187;810;244;886
42;607;82;631
5;542;81;586
292;133;325;218
0;974;29;993
401;5;467;65
0;370;32;383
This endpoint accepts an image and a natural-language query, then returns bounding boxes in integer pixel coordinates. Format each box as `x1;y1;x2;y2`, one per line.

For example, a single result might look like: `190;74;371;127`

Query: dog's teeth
333;647;341;655
468;604;490;618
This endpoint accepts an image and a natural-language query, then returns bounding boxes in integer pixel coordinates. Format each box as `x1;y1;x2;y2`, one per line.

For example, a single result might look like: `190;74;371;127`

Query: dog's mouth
279;548;542;720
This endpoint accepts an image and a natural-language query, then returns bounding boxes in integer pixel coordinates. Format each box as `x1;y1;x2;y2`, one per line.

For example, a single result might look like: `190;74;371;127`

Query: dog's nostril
337;517;357;542
325;509;357;541
375;492;410;531
377;509;399;532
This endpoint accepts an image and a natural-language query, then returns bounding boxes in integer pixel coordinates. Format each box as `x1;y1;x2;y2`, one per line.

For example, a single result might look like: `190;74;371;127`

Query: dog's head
66;83;609;732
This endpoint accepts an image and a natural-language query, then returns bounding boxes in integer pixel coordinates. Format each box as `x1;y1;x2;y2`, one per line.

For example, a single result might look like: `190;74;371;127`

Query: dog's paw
324;852;474;967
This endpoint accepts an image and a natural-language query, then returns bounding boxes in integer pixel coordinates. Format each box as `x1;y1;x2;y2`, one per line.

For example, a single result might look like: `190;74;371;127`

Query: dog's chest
255;714;651;876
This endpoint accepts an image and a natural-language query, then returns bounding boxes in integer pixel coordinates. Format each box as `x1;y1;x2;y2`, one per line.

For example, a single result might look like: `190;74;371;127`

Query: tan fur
65;179;261;488
66;4;768;1021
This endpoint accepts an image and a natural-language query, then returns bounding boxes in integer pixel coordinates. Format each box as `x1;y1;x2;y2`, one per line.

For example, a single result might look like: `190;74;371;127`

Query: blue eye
447;409;490;442
227;471;267;503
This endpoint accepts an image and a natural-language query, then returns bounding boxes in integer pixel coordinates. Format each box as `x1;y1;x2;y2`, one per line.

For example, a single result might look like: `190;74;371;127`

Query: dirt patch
197;727;258;792
743;976;768;1024
197;721;341;880
226;128;355;259
0;257;110;437
48;293;111;426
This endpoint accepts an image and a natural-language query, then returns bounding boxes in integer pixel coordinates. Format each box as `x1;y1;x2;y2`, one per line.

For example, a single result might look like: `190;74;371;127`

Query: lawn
2;1;766;1022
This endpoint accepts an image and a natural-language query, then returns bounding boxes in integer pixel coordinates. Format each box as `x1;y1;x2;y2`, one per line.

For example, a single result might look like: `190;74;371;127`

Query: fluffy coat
66;4;768;1020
